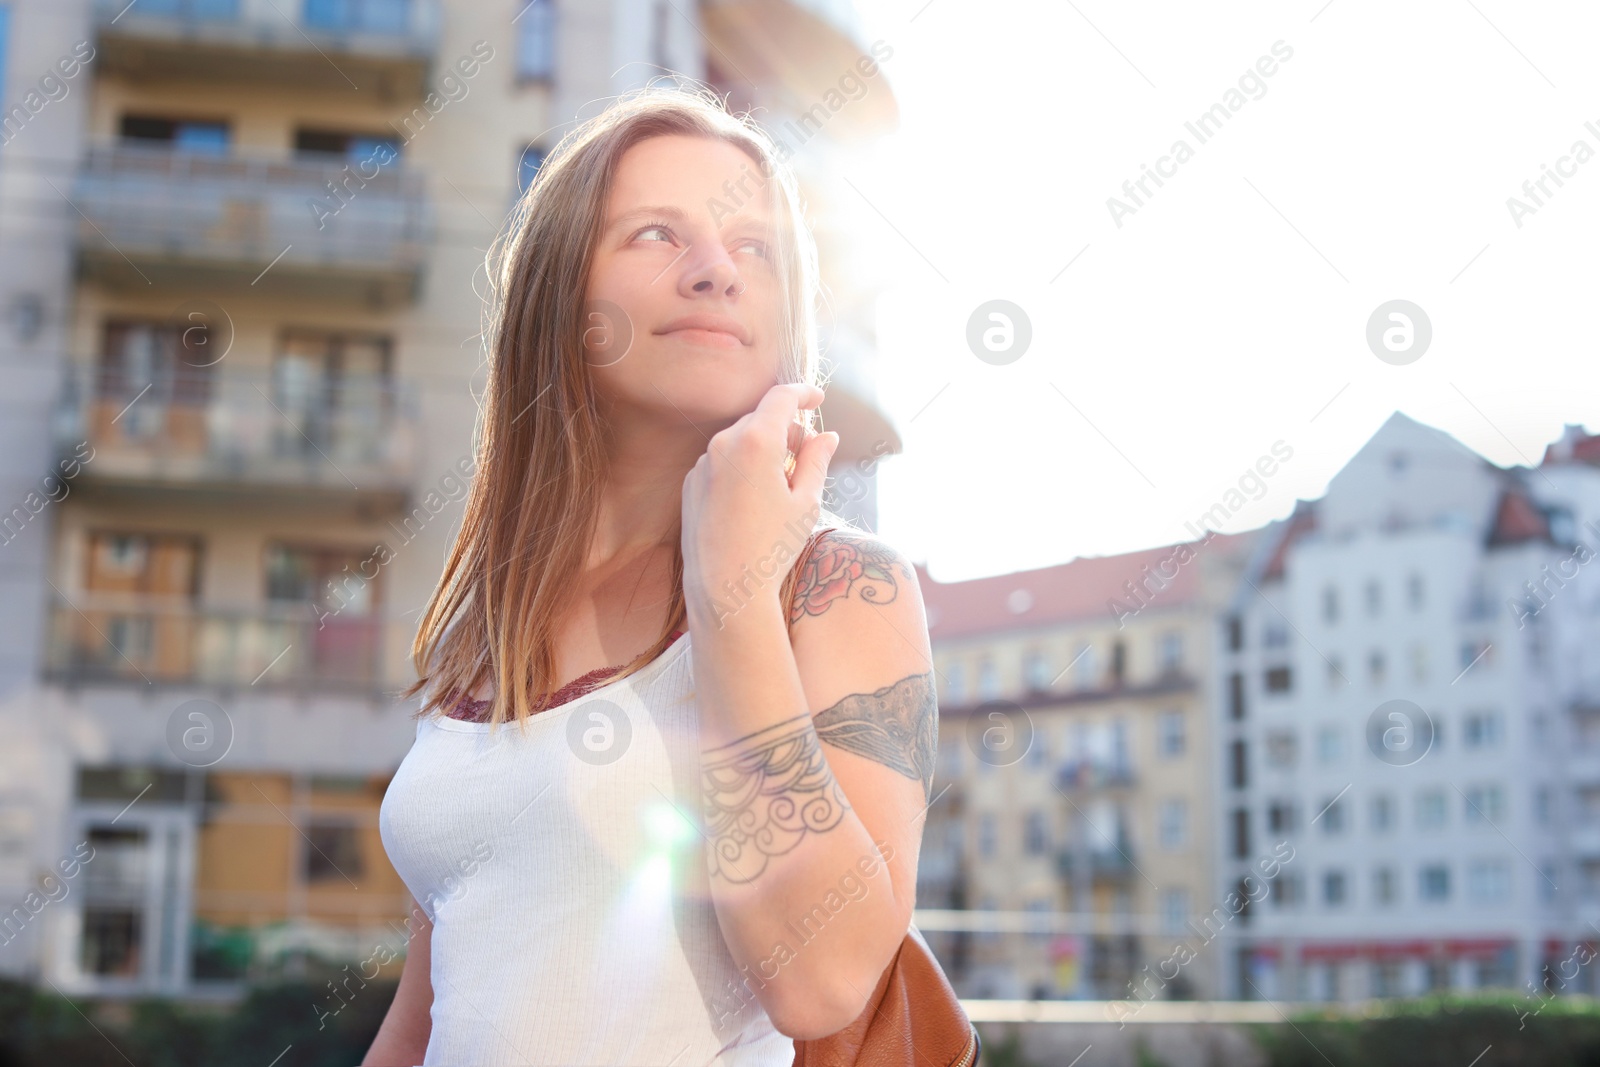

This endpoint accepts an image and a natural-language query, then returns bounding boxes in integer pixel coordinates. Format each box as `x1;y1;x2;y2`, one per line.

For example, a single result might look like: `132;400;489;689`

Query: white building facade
1220;413;1600;1001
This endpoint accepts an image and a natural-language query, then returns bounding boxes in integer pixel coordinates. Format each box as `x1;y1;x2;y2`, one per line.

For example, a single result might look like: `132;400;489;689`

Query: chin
648;376;771;426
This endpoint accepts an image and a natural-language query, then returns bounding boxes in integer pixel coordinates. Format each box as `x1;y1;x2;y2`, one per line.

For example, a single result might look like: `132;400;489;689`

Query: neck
589;412;708;569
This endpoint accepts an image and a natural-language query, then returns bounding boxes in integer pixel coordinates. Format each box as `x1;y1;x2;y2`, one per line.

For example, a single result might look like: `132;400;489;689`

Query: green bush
1254;994;1600;1067
0;976;399;1067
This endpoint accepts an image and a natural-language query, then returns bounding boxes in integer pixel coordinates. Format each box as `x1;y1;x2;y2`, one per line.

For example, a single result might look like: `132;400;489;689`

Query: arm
691;527;933;1040
362;900;434;1066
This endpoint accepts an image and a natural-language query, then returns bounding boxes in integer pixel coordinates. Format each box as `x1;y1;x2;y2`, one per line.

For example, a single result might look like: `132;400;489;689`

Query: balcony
53;363;420;510
1056;845;1139;883
44;598;407;694
93;0;440;99
72;144;434;307
1055;760;1137;792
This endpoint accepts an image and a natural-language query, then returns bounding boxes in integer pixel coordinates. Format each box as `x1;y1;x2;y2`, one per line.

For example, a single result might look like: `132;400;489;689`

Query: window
1026;731;1047;769
1322;586;1339;624
515;0;556;81
1270;872;1303;908
1536;787;1551;825
1074;643;1096;691
1419;864;1450;902
1024;810;1048;854
1231;808;1250;859
517;142;547;196
1373;961;1404;997
1459;639;1493;671
1409;642;1428;682
1367;650;1386;686
1364;579;1382;617
1230;740;1248;789
1109;641;1126;686
98;318;217;418
1373;866;1397;905
1464;711;1503;749
1323;870;1347;906
1158;631;1183;674
305;821;365;883
1267;799;1295;834
1264;731;1297;769
1326;655;1345;690
1316;726;1344;765
977;657;1000;700
1228;672;1246;719
120;114;231;153
1416;790;1447;830
1158;799;1188;850
1407;572;1424;610
295;128;400;163
1233;877;1255;920
1318;797;1345;834
265;543;379;616
1161;889;1190;935
1264;666;1292;693
87;532;201;597
1023;649;1051;691
1157;710;1185;757
273;331;393;459
978;813;997;857
1226;615;1243;651
1464;785;1506;825
1264;621;1289;648
1467;859;1510;904
79;827;149;977
1370;793;1395;832
304;0;411;33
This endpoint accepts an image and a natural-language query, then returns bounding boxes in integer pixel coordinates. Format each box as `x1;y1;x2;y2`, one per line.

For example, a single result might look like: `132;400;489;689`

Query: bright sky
837;0;1600;583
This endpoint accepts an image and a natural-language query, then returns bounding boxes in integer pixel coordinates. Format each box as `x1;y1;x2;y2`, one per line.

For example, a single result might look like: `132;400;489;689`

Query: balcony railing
1055;760;1137;791
93;0;441;98
54;363;420;508
1056;845;1139;881
72;143;434;306
44;598;409;693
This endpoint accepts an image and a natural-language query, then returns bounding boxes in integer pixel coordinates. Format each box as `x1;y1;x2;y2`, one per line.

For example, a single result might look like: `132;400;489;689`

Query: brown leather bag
790;925;980;1067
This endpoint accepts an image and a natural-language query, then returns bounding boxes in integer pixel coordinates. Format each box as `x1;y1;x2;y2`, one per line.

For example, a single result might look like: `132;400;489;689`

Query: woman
367;85;937;1066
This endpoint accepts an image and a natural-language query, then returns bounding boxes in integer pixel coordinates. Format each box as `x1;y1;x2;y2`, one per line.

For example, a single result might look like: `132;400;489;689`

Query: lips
657;315;750;345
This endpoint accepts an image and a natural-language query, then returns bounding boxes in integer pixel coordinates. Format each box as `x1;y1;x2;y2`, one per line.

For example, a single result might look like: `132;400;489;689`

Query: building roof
1486;483;1553;547
915;531;1254;642
1541;422;1600;467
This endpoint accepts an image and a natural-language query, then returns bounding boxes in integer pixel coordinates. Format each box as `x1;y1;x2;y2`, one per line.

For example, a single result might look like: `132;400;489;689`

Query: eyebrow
608;205;772;235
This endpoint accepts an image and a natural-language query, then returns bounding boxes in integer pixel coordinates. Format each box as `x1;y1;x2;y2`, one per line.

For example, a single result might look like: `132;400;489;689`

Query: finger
753;383;825;446
789;430;838;503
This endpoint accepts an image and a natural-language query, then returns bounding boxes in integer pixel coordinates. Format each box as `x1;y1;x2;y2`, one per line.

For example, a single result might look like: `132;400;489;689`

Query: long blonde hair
402;83;846;730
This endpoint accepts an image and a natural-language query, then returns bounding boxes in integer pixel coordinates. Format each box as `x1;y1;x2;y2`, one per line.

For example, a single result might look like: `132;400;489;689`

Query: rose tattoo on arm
789;531;915;624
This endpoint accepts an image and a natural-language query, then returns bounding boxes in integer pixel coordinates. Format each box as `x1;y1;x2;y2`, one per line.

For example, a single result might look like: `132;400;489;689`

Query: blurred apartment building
1222;413;1600;1002
0;0;901;997
915;529;1259;1000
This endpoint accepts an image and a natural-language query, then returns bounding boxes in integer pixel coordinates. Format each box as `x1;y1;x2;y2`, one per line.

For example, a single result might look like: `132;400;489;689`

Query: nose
678;241;745;299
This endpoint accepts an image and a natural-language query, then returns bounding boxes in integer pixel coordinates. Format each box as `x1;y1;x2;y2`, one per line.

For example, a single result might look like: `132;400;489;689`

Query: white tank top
378;631;796;1065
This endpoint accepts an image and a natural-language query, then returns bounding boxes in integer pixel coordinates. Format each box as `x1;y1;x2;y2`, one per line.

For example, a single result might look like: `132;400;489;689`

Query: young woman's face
583;134;785;433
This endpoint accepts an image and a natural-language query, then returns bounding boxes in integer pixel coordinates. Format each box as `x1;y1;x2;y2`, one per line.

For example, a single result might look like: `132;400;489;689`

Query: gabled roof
1485;483;1552;547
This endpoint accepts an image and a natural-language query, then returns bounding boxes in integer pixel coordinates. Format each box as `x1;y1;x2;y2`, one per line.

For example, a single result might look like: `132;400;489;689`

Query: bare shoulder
787;526;922;627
